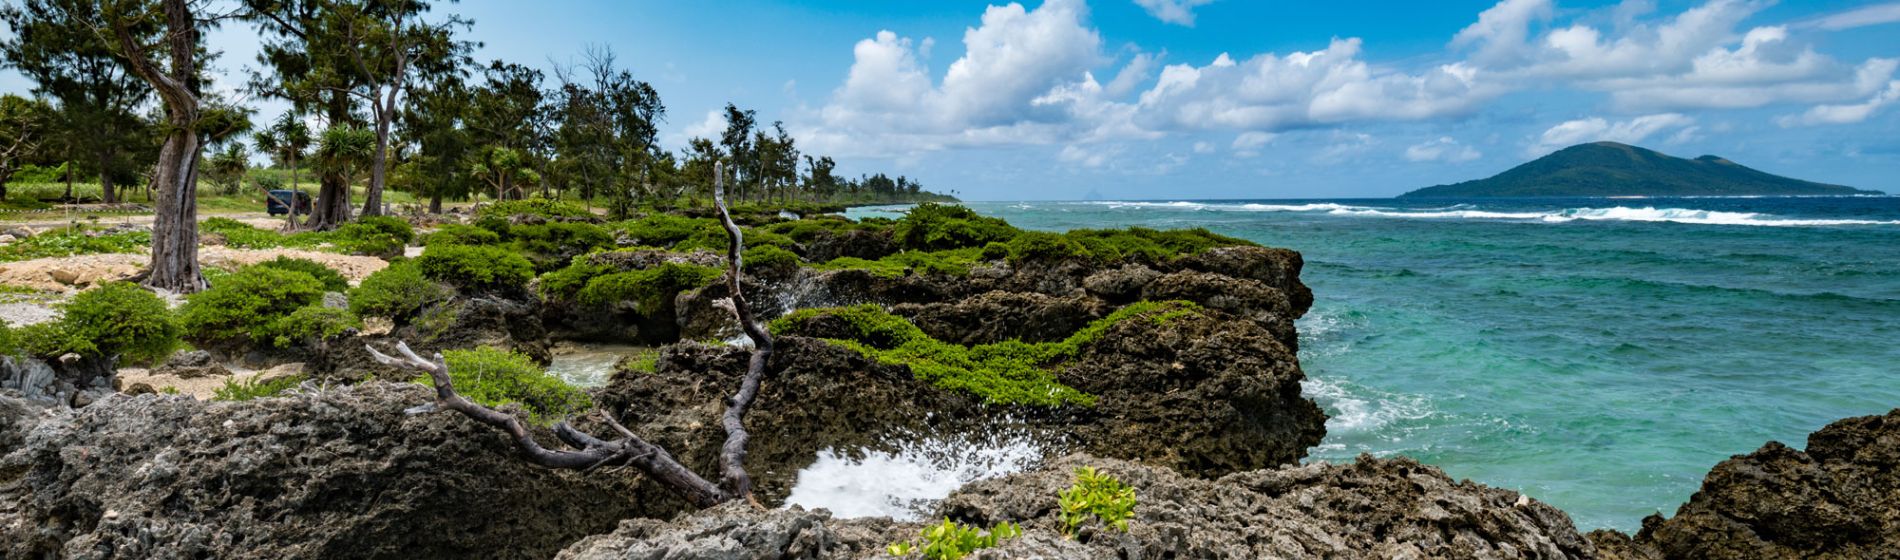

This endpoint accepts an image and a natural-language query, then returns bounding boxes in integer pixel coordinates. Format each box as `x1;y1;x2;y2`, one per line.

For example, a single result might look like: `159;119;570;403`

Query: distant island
1401;142;1883;198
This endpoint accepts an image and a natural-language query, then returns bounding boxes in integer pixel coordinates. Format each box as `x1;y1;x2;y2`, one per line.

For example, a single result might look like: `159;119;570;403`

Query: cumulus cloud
1133;0;1215;27
1451;0;1553;67
806;0;1106;156
1133;39;1496;132
1405;137;1483;162
1529;113;1696;156
1230;131;1276;158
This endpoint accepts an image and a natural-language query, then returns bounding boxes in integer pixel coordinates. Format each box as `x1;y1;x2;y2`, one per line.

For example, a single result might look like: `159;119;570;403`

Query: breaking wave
1091;201;1900;227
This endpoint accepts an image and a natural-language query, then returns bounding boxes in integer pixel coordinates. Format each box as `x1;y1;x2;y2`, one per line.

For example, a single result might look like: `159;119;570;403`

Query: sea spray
782;423;1059;520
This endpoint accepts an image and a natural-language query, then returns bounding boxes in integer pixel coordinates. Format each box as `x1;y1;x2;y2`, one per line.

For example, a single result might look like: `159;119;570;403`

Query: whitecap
782;429;1046;520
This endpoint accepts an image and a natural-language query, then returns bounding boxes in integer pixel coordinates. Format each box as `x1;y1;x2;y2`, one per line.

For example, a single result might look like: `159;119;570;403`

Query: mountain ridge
1401;142;1883;198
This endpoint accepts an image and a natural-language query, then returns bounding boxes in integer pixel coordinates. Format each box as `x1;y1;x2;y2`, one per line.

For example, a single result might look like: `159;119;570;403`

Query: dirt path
0;247;389;295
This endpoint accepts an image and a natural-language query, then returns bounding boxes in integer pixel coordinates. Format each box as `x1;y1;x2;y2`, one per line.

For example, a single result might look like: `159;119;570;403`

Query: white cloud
1529;113;1695;156
1405;137;1483;162
806;0;1109;156
1315;132;1378;163
1778;80;1900;126
1229;131;1276;158
1797;2;1900;31
1134;39;1497;132
1103;52;1158;97
1451;0;1553;66
1133;0;1215;27
1191;141;1213;154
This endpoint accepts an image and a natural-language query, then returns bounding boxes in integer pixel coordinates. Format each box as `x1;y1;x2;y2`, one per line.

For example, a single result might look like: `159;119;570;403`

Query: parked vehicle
266;190;311;216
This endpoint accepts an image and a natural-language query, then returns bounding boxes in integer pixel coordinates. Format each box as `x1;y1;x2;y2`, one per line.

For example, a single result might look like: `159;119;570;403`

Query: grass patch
0;226;149;262
540;261;723;312
433;347;591;423
769;300;1199;406
213;374;304;401
811;247;983;278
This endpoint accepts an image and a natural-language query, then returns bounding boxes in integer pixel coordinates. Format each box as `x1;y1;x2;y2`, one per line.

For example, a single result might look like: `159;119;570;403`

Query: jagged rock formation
1591;408;1900;559
557;454;1599;559
0;384;643;559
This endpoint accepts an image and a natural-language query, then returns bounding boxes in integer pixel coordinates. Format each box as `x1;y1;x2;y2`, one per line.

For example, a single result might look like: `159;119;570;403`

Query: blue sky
6;0;1899;199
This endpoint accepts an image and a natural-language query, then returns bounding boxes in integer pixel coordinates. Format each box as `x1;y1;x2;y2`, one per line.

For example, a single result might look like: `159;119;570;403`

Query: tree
205;142;249;195
246;0;366;230
463;61;545;201
313;124;375;211
93;0;223;293
368;163;775;508
1;0;156;204
468;146;537;201
330;0;472;217
718;103;755;201
0;95;54;201
397;71;472;213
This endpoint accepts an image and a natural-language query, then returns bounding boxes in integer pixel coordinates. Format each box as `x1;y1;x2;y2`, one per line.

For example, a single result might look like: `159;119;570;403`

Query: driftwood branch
368;162;776;507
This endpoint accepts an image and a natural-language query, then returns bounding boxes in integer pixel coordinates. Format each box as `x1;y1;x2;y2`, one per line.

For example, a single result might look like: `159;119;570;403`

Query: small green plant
213;374;304;401
349;261;448;324
887;519;1022;559
540;261;723;313
158;385;182;395
264;305;362;348
57;282;182;363
740;244;800;276
893;203;1017;251
331;221;407;257
252;256;350;292
0;227;151;263
179;266;326;347
509;221;614;272
414;244;535;292
434;347;591;423
423;223;502;247
1058;466;1136;537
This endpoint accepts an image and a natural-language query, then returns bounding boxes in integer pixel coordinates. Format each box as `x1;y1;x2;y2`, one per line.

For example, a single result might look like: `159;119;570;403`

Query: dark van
267;190;310;216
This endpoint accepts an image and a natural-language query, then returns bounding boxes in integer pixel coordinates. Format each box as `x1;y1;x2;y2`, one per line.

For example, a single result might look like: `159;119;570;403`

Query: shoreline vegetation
0;198;1890;558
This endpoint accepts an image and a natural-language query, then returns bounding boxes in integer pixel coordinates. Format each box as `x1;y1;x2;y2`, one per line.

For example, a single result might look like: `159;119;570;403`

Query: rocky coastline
1;203;1895;559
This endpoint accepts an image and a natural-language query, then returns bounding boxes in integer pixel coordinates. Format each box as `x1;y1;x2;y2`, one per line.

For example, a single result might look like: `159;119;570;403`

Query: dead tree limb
712;162;775;501
366;161;775;508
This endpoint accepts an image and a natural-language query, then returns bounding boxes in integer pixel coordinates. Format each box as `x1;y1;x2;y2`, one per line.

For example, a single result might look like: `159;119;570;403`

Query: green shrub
354;215;417;244
11;322;74;358
200;217;327;250
762;216;867;243
350;261;448;322
424;223;502;247
672;223;797;253
742;244;800;276
0;321;14;356
893;203;1017;251
263;305;361;348
434;347;591;423
180;267;327;347
769;302;1210;406
1005;231;1091;264
415;244;535;292
332;222;405;257
58;282;181;363
477;198;592;221
213;374;304;401
511;221;613;271
252;256;350;292
812;248;982;278
886;519;1022;559
584;264;723;311
1058;466;1137;536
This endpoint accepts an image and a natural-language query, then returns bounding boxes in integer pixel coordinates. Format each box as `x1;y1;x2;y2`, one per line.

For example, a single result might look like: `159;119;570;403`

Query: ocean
865;196;1900;532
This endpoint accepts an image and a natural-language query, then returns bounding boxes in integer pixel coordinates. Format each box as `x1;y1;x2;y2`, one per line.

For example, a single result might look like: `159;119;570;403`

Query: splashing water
782;427;1051;520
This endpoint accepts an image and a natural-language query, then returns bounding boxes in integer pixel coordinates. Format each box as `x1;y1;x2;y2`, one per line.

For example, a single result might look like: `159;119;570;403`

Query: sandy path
117;362;305;400
0;247;389;293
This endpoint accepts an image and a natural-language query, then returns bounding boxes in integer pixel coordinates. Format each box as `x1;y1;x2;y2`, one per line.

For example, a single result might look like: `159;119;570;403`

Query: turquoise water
885;198;1900;532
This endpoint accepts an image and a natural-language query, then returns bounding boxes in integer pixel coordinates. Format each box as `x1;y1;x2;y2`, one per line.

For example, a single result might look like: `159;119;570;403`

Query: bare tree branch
367;166;777;507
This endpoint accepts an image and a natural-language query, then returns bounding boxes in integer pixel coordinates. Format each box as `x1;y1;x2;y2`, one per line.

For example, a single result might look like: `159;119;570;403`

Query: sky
4;0;1899;200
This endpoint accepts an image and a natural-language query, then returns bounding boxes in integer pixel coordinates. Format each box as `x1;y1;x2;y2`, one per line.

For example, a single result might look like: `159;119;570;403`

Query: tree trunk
111;0;205;293
98;164;117;204
428;189;442;214
362;108;391;217
306;171;351;230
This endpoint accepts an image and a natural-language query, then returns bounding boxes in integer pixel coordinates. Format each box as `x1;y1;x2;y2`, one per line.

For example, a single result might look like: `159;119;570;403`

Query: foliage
477;198;593;221
414;243;535;292
812;248;982;278
0;227;149;263
761;215;868;243
354;215;417;244
424;223;502;247
741;244;799;276
769;301;1205;406
435;347;591;423
200;217;325;250
252;256;349;292
180;266;326;347
332;218;410;257
509;221;613;271
893;203;1017;251
611;213;717;248
886;519;1023;560
264;305;361;348
541;261;723;312
349;261;448;323
1058;466;1137;537
213;374;305;401
53;282;180;362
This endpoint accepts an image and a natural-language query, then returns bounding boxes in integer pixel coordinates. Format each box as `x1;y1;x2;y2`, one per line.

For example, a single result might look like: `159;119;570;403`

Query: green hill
1401;142;1881;198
